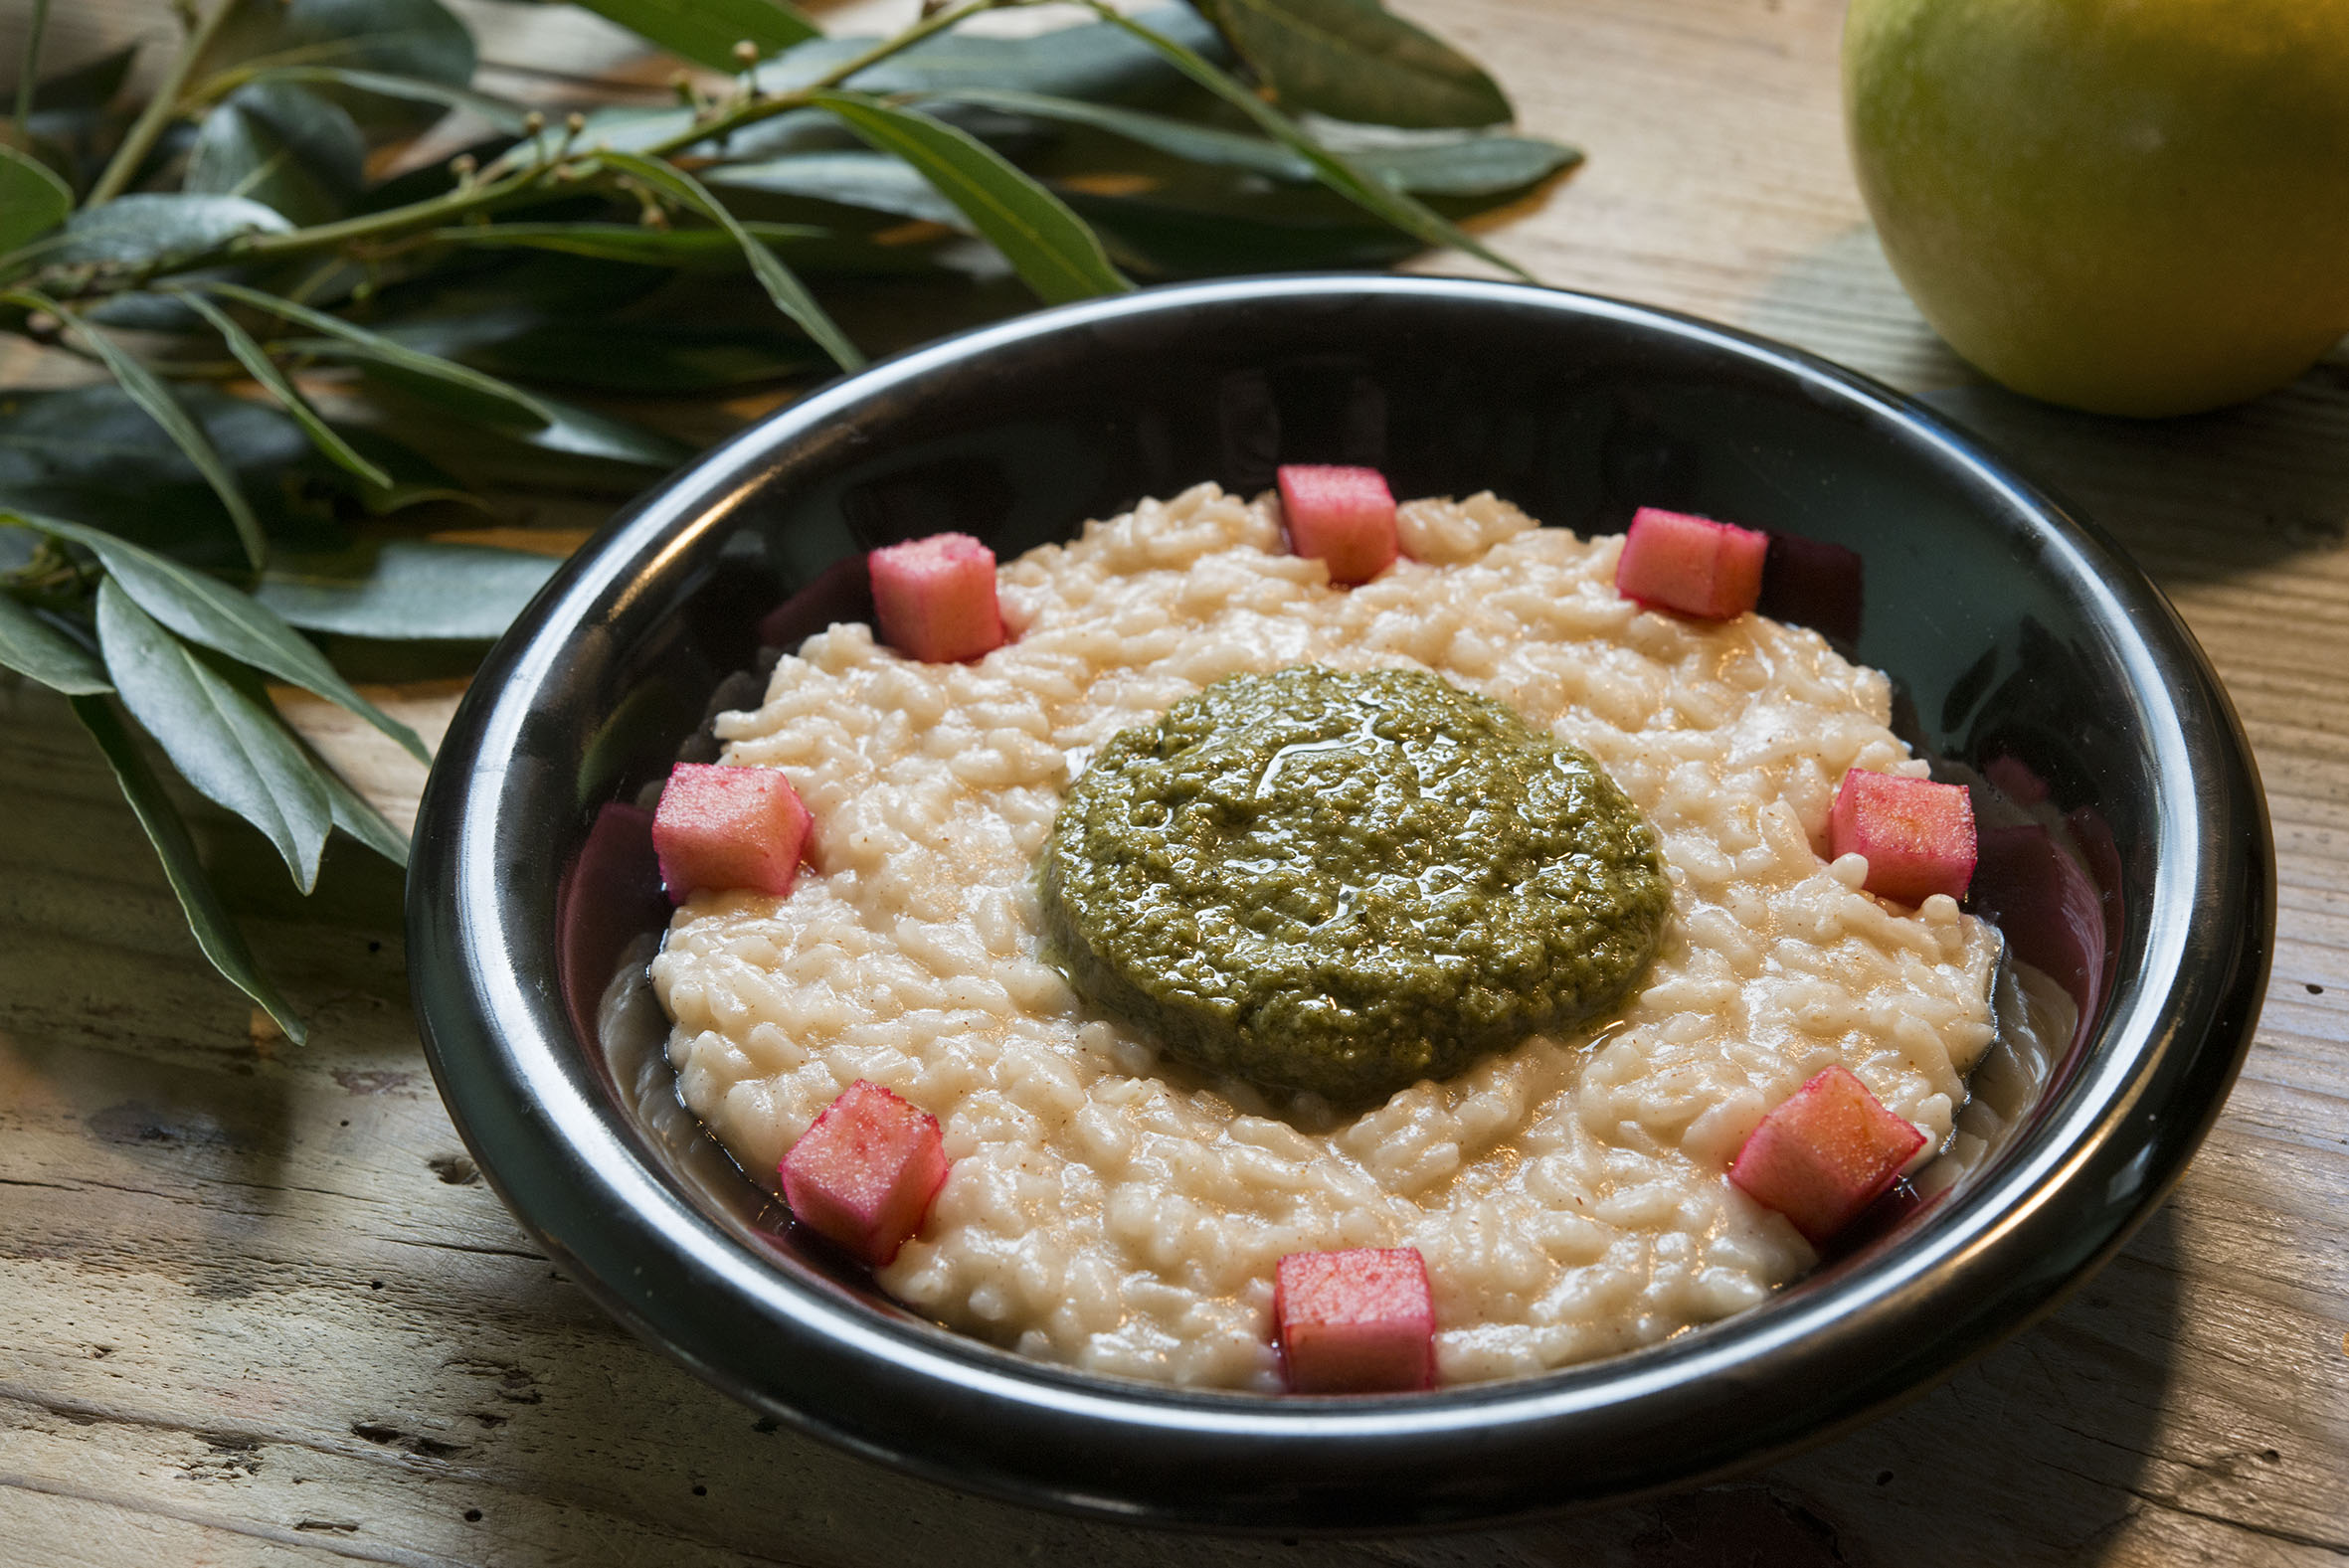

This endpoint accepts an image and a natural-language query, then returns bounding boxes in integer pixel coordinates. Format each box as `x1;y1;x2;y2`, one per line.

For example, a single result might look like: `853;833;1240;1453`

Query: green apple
1845;0;2349;417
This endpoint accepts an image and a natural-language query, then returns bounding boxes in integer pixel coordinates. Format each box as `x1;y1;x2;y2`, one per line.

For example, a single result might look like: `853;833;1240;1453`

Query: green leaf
0;144;73;257
708;152;973;229
764;6;1228;100
1344;133;1581;199
460;318;827;393
935;89;1578;199
171;288;394;491
808;93;1131;306
70;692;307;1044
19;293;270;571
254;538;558;640
193;0;477;103
921;89;1309;180
1083;6;1532;280
1192;0;1509;128
94;579;333;895
183;82;366;226
13;511;431;764
1064;188;1419;277
21;193;290;269
0;386;327;567
0;594;110;694
195;279;556;430
592;150;864;371
245;66;533;134
510;394;695;467
421;220;833;267
571;0;819;72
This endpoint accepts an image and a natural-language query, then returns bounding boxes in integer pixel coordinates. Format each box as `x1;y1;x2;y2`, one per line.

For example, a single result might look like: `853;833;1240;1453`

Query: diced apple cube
1727;1065;1927;1246
1274;1247;1435;1394
780;1080;951;1267
868;532;1003;662
1277;464;1399;586
1829;769;1977;905
651;763;811;903
1614;506;1769;619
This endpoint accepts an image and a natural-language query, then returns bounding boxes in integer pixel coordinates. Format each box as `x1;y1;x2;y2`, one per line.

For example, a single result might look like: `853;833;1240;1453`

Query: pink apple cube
1829;769;1978;905
1276;464;1399;586
651;762;811;903
1274;1247;1435;1394
780;1080;951;1267
1614;505;1769;619
1727;1065;1927;1246
868;532;1003;662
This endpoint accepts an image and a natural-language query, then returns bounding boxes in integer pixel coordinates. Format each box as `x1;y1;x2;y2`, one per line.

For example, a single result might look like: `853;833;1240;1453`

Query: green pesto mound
1040;666;1672;1106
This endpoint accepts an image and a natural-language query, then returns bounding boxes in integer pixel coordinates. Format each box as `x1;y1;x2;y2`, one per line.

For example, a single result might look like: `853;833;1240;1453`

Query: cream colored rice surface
650;484;2000;1391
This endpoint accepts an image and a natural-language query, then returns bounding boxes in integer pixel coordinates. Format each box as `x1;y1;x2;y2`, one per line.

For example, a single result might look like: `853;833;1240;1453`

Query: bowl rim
407;273;2272;1530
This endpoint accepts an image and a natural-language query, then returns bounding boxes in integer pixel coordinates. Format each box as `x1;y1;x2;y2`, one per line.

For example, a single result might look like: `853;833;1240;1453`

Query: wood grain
5;1;2348;1564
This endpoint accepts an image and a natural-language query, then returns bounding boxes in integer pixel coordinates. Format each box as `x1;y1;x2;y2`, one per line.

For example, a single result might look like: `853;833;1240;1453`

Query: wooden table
5;1;2346;1563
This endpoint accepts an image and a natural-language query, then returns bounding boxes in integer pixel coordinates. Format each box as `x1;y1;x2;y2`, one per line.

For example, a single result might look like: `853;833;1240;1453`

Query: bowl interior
413;277;2268;1527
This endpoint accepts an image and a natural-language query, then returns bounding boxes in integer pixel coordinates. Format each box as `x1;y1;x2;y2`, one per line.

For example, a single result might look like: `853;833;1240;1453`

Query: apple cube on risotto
1276;464;1399;586
1613;505;1769;619
1274;1247;1436;1393
1829;769;1977;905
651;763;811;902
780;1080;952;1267
1727;1066;1927;1246
869;532;1004;663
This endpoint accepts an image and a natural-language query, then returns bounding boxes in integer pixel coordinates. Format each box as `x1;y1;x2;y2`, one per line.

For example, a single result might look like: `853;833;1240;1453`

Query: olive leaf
70;692;308;1044
22;193;290;270
922;89;1309;180
571;0;819;73
0;145;73;257
810;93;1132;305
195;279;556;429
0;386;326;565
1344;133;1581;199
0;594;110;694
254;538;559;640
183;82;367;226
95;578;334;895
792;5;1230;101
246;66;533;133
421;220;835;267
460;319;828;393
1082;7;1532;281
192;0;477;107
171;287;393;490
708;153;973;230
17;511;431;764
592;150;865;371
1190;0;1511;129
10;290;269;570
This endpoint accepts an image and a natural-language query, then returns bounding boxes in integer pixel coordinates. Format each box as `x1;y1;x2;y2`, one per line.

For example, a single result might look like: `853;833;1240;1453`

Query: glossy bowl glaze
408;276;2271;1530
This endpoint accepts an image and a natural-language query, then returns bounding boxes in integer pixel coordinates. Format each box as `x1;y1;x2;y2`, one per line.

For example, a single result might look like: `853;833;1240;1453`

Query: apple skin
1845;0;2349;418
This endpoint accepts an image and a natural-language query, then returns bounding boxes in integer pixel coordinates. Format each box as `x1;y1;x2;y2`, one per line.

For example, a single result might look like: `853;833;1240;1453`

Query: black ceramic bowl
408;275;2271;1530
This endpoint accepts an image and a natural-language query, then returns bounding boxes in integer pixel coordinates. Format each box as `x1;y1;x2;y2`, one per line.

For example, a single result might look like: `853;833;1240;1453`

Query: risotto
649;483;2002;1390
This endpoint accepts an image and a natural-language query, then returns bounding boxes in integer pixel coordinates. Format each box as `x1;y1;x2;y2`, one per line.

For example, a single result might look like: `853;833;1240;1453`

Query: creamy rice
650;484;2000;1390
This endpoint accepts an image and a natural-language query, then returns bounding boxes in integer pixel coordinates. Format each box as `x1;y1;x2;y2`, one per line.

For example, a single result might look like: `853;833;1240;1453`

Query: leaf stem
635;0;1010;162
11;0;50;140
82;0;1010;282
88;0;239;206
